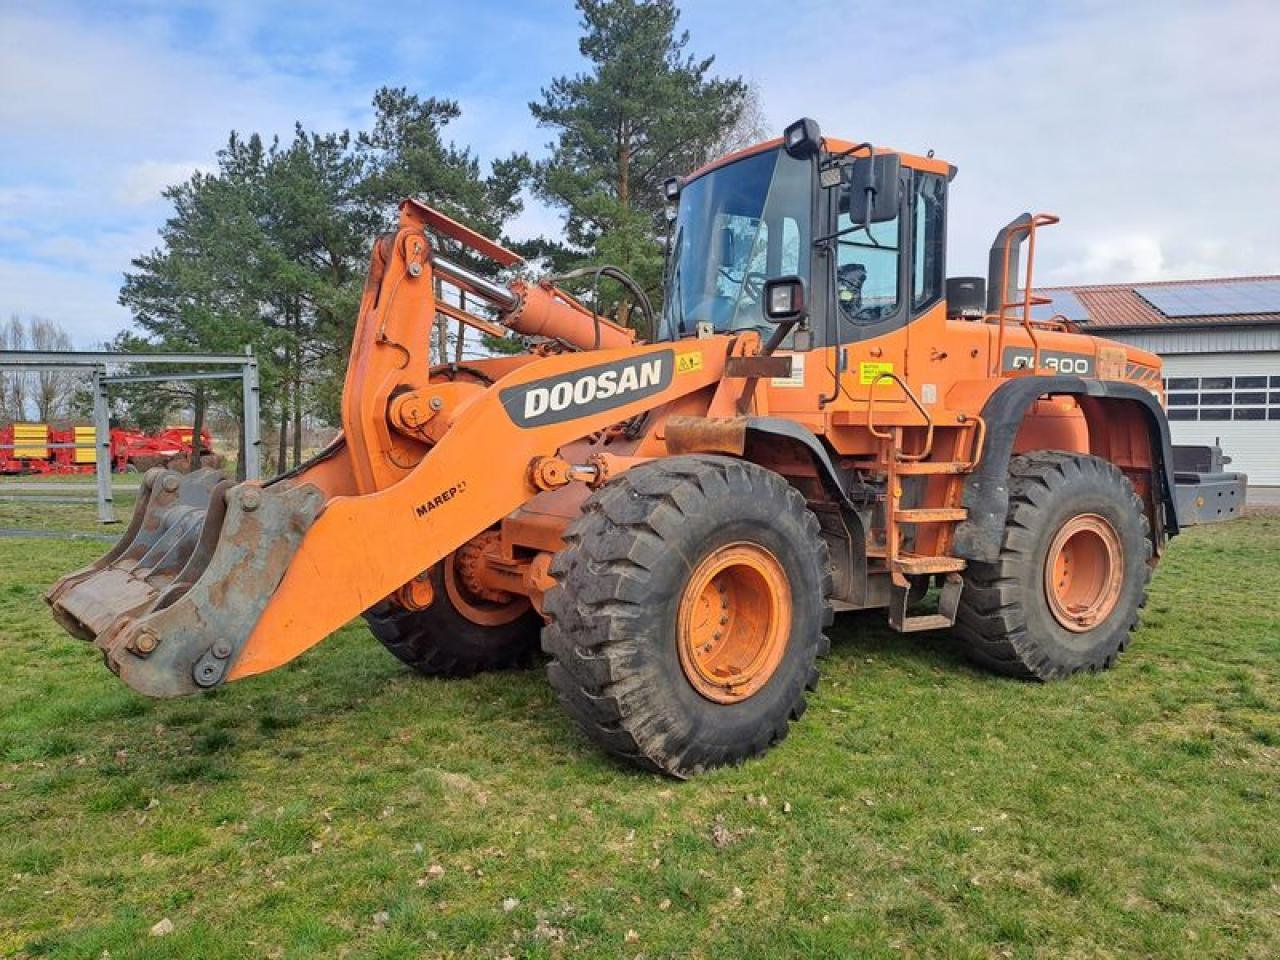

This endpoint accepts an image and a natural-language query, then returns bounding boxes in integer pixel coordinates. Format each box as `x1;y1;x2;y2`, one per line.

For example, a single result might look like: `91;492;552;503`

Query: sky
2;0;1278;346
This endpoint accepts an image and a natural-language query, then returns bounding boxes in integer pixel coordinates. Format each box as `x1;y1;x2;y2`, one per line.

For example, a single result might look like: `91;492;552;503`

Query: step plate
889;572;965;633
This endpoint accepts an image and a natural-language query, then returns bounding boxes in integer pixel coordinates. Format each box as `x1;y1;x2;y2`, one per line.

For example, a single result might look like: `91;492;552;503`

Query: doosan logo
523;358;663;420
501;350;674;428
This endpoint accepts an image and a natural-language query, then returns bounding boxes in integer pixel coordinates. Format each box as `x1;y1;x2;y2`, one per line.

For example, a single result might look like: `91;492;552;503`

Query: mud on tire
955;451;1153;680
541;455;833;777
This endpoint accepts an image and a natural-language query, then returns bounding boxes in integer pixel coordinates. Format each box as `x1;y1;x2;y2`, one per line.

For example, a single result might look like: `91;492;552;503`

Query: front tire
542;456;832;777
955;451;1153;679
364;556;542;678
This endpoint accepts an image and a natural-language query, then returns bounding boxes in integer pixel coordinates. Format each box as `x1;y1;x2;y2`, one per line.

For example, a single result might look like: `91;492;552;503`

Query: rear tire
364;563;542;677
954;451;1152;679
542;455;832;777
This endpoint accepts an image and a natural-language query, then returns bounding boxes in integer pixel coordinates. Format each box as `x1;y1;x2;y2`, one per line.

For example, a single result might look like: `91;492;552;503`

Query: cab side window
836;199;900;325
912;173;946;312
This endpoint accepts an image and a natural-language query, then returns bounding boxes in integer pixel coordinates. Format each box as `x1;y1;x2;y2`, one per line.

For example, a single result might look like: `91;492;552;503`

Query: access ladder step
893;613;955;632
894;554;967;576
893;461;971;475
845;460;971;476
893;507;968;523
889;571;965;633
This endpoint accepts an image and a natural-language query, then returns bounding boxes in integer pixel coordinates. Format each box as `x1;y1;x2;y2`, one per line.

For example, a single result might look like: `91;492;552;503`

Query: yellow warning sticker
676;352;703;375
859;361;895;385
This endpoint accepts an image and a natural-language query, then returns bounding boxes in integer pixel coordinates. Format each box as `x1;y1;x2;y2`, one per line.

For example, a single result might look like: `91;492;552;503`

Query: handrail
866;372;935;462
957;414;987;470
992;212;1060;377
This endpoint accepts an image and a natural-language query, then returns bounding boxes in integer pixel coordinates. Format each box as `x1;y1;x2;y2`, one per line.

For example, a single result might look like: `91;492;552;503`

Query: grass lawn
0;474;139;534
0;500;1276;959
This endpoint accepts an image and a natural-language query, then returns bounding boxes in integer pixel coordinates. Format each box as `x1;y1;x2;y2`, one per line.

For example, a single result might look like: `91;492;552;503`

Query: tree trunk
615;126;633;329
617;124;630;209
435;314;449;366
454;292;466;363
189;384;206;474
291;376;302;468
292;316;303;468
276;373;289;474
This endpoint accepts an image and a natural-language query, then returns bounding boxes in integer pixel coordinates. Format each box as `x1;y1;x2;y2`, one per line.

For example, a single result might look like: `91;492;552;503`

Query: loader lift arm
47;199;728;697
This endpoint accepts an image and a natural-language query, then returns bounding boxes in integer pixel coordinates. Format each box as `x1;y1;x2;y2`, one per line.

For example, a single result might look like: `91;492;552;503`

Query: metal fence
0;349;261;523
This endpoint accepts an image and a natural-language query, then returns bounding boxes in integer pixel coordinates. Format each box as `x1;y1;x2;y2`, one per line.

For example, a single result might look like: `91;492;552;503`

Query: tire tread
542;455;833;777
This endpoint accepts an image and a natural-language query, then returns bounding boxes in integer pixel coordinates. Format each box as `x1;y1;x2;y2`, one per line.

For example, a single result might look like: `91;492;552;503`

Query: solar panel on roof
1135;280;1280;318
1028;289;1089;322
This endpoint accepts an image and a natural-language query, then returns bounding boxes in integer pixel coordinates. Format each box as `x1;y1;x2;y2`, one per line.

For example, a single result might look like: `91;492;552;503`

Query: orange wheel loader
48;118;1188;776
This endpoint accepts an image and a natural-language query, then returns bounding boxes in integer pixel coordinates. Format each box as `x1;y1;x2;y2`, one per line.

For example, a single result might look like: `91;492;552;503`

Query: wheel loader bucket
45;466;325;697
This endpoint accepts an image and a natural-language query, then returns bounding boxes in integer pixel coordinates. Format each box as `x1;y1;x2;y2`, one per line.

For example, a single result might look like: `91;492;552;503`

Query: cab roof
684;136;953;184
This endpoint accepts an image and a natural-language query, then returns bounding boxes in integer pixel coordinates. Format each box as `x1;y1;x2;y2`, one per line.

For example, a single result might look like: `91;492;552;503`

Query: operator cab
660;146;813;340
658;119;950;348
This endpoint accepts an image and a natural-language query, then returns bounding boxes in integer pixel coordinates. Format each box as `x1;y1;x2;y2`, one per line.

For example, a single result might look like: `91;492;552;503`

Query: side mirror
844;153;901;224
763;275;806;323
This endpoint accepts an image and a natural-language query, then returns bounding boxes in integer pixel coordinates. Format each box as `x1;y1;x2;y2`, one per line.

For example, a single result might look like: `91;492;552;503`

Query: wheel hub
456;531;513;605
1044;513;1124;632
676;542;791;703
445;532;530;627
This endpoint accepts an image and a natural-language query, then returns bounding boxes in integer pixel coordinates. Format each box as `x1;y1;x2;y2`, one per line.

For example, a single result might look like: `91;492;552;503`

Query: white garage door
1160;352;1280;484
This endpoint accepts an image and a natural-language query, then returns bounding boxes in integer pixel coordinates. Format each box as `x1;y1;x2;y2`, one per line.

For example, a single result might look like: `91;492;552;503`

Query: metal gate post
241;348;262;481
92;366;115;524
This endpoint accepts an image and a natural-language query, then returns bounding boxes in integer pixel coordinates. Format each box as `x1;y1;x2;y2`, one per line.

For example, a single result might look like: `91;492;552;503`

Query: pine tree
530;0;756;324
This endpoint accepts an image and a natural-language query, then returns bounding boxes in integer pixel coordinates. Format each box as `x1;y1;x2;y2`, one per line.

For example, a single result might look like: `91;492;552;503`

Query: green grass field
0;499;1276;959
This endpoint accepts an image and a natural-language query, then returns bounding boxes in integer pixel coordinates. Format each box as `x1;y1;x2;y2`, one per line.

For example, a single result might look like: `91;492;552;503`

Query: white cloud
691;0;1280;284
506;189;567;244
3;0;1278;349
0;3;366;343
31;226;161;276
0;259;131;347
1045;234;1167;284
113;161;211;206
0;2;574;343
0;6;357;160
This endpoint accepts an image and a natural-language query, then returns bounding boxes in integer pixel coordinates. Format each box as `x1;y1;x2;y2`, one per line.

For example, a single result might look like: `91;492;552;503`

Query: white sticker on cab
771;352;805;388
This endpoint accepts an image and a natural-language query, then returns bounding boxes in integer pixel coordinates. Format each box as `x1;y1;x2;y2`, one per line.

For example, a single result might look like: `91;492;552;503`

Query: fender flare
741;417;865;505
952;376;1180;564
664;414;862;505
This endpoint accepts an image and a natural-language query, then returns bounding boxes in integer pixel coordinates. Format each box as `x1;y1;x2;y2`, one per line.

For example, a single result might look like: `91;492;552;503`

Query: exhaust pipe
986;212;1033;315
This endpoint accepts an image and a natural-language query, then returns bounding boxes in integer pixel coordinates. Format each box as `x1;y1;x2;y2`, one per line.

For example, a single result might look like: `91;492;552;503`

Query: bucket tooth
47;467;327;698
45;467;228;649
105;481;326;697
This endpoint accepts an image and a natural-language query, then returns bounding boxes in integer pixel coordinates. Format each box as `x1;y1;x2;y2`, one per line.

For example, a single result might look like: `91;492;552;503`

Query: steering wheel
741;271;768;302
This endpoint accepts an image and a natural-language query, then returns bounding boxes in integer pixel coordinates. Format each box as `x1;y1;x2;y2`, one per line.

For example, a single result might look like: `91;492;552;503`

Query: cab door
832;166;913;404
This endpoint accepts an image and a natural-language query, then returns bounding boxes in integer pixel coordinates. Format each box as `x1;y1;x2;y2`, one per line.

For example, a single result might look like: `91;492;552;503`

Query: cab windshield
660;148;812;340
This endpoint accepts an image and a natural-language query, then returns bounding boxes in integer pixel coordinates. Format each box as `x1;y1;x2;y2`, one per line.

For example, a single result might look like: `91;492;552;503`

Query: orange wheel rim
443;554;530;627
1044;513;1124;632
677;542;791;703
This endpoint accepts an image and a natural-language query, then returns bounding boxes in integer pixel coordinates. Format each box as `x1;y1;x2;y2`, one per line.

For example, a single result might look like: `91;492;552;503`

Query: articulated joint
528;453;645;491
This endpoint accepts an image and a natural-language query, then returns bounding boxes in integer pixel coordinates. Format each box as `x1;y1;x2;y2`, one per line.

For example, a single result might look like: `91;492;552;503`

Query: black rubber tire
363;564;542;677
954;451;1152;680
541;455;833;777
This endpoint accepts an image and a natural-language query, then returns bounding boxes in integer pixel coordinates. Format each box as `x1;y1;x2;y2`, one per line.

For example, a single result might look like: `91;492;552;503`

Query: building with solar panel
1034;276;1280;485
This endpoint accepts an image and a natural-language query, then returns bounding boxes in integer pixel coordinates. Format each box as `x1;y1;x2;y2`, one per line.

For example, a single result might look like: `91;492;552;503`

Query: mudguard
952;377;1180;564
